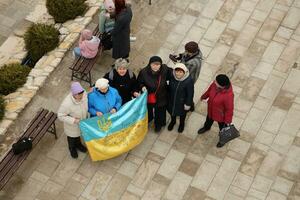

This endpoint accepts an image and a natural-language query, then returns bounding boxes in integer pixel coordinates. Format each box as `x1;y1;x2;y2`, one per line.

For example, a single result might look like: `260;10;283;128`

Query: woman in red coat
197;74;234;148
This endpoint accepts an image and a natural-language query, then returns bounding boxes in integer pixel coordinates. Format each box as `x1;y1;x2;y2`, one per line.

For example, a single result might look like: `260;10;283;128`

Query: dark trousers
147;104;166;128
170;112;187;125
203;116;226;131
67;136;83;151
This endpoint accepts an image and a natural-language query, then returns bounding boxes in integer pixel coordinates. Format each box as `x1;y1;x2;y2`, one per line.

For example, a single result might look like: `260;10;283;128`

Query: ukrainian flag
79;92;148;161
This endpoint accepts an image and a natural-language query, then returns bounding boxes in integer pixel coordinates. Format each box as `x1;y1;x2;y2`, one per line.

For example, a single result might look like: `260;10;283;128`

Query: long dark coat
112;6;132;59
104;69;138;105
137;64;172;107
167;74;194;116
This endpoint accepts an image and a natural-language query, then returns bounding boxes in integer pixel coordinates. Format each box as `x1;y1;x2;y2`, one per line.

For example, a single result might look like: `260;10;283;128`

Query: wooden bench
69;25;103;86
0;108;57;190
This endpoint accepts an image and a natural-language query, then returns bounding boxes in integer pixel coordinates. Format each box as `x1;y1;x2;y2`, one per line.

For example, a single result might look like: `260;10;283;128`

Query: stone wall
0;0;102;141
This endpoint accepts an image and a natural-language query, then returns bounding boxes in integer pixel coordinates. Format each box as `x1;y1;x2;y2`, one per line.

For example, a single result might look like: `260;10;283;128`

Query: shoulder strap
128;69;133;79
109;70;114;80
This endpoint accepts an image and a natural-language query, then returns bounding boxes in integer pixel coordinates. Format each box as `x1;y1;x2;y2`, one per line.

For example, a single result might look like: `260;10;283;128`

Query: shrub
46;0;88;23
0;63;31;96
24;23;59;64
0;96;5;121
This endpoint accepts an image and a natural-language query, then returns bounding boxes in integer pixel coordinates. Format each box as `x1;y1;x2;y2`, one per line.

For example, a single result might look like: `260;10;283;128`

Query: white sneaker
130;36;136;42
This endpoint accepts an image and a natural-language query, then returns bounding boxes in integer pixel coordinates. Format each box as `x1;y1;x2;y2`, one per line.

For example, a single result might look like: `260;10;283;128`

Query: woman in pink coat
73;29;100;59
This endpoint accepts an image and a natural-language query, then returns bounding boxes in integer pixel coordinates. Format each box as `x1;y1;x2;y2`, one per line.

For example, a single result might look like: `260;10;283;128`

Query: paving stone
117;160;139;179
255;130;275;146
282;7;300;29
157;149;185;179
172;134;194;154
228;10;251;31
141;181;167;200
201;0;224;19
266;191;287;200
120;191;140;200
232;172;253;191
102;173;131;200
281;145;300;177
182;186;206;200
191;160;219;191
132;159;160;189
203;20;227;43
81;171;112;200
207;157;241;199
259;75;285;100
216;0;241;23
240;147;266;177
163;172;192;200
258;151;283;178
150;139;172;157
272;176;294;195
251;175;273;193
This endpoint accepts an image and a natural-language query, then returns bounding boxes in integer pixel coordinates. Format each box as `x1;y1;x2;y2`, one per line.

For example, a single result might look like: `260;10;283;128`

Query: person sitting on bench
73;29;100;59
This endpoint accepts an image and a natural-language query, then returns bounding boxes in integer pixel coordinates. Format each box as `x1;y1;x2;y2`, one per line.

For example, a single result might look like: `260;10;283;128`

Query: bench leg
88;71;92;87
71;70;75;81
48;122;58;139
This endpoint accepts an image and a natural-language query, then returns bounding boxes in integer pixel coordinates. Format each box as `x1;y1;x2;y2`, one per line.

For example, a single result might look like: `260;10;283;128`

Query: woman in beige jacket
58;82;88;158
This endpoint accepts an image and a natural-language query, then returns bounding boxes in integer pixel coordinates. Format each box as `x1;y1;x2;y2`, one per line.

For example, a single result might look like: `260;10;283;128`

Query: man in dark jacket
137;56;172;132
167;63;194;133
112;0;132;59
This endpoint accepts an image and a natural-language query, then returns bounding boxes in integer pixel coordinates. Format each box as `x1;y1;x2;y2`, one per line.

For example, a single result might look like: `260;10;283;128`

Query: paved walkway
0;0;40;45
1;0;300;199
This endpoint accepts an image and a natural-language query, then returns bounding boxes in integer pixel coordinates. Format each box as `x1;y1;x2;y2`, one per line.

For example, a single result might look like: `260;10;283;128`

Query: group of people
73;0;133;60
58;39;234;158
59;0;235;159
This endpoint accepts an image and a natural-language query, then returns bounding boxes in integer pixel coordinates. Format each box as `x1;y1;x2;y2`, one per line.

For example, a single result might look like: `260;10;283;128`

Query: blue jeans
73;47;81;58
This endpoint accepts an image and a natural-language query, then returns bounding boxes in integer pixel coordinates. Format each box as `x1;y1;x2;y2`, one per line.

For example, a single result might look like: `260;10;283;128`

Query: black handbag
101;32;113;50
12;137;33;155
219;124;240;145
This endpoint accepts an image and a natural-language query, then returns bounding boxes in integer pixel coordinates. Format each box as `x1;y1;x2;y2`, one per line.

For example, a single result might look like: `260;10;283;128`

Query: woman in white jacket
58;82;88;158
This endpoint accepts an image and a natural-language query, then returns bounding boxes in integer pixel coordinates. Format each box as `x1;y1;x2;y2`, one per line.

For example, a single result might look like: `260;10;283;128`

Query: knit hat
71;82;84;95
185;41;199;54
149;56;162;65
95;78;109;89
81;29;93;41
216;74;230;87
114;58;129;69
104;0;115;10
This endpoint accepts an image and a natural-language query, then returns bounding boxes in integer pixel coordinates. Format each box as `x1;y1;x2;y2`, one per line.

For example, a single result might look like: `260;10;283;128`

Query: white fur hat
95;78;109;89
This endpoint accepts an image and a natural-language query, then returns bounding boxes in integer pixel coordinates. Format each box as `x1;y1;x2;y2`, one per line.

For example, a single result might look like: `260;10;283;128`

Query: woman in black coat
104;58;139;105
112;0;132;59
137;56;172;133
167;63;194;133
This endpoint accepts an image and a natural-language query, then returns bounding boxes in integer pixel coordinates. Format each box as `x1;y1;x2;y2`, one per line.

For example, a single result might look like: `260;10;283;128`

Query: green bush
0;63;31;96
46;0;88;23
0;96;5;122
24;23;59;64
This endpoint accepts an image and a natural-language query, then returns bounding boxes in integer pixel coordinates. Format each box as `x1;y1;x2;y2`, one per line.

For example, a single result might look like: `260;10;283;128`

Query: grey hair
114;58;129;69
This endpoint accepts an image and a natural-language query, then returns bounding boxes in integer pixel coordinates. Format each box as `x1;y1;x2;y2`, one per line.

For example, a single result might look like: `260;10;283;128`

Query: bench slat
32;113;57;146
0;109;57;190
0;151;29;189
0;109;49;171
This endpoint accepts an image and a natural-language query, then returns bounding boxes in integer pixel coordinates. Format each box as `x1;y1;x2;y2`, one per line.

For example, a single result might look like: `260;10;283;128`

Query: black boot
75;137;87;153
77;143;87;153
197;127;210;134
70;148;78;158
216;142;225;148
168;117;176;131
155;126;162;133
67;136;78;158
178;123;184;133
